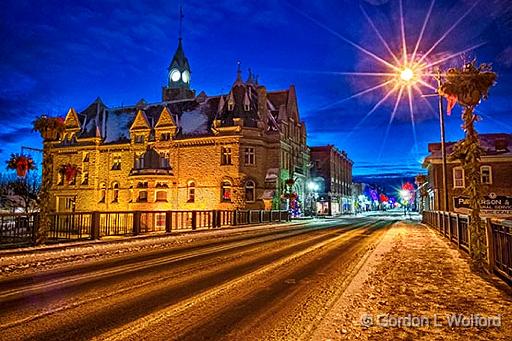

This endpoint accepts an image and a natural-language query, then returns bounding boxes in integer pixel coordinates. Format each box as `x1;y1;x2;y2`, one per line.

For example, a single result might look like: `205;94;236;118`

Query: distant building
46;35;310;215
309;145;353;215
422;133;512;217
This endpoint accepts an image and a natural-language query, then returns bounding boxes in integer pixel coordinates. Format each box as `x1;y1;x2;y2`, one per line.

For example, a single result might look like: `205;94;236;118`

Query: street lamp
307;181;319;217
400;189;412;216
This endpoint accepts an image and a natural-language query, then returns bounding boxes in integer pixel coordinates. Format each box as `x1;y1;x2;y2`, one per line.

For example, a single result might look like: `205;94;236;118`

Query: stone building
422;133;512;217
309;145;353;215
49;37;310;213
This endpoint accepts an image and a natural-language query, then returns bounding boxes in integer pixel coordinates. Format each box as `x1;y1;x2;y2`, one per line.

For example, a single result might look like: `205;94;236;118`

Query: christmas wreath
59;163;81;183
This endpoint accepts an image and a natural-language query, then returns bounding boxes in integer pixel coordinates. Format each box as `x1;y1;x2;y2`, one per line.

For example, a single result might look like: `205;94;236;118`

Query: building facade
48;38;310;213
309;145;353;215
422;133;512;217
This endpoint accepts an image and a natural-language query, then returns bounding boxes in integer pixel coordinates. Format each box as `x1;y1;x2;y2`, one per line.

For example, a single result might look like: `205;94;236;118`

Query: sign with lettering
454;194;512;216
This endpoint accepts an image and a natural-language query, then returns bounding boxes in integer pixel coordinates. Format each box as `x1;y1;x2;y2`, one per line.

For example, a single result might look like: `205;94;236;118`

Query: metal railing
0;213;37;247
423;210;511;284
0;209;291;248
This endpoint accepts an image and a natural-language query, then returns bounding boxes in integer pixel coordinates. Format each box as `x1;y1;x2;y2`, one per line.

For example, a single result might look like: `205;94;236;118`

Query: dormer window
135;135;144;144
160;132;171;141
244;103;250;111
228;101;234;111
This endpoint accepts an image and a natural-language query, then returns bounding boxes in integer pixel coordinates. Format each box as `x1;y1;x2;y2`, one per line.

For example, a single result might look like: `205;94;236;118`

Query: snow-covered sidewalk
312;221;512;340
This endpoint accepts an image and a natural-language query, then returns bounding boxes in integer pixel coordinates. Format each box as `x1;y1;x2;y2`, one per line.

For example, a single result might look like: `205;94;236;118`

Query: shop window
221;180;232;202
245;180;255;202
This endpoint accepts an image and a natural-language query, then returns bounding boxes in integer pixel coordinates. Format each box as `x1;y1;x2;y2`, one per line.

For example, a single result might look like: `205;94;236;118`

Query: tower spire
179;4;184;41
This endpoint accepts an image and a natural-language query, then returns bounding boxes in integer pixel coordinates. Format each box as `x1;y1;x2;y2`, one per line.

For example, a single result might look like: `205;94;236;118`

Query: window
112;155;121;170
221;180;232;202
480;166;492;184
187;181;195;202
81;172;89;185
244;147;255;165
112;183;119;203
137;181;148;188
156;213;166;229
83;152;90;163
99;183;106;203
135;135;144;144
156;191;167;202
138;190;148;202
245;180;255;202
135;153;144;169
221;147;232;165
453;167;465;188
57;172;64;186
160;152;170;168
160;132;171;141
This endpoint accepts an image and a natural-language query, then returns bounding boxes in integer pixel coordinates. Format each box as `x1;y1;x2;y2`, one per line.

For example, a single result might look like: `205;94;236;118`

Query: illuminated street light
307;181;319;191
400;67;414;82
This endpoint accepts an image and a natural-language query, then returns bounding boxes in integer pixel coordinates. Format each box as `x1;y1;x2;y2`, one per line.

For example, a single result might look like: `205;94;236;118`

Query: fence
0;209;290;248
423;211;512;284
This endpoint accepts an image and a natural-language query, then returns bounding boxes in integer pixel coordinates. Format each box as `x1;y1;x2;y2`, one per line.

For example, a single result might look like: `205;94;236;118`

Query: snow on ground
0;222;302;278
312;221;512;340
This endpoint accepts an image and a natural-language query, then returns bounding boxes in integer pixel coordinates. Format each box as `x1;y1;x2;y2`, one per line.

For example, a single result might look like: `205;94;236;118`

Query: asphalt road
0;217;397;341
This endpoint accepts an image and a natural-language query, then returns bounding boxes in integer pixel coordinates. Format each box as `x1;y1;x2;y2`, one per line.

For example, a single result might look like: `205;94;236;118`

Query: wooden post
165;211;172;233
456;214;461;249
485;218;496;272
448;212;452;241
91;212;100;240
191;211;197;230
133;211;140;236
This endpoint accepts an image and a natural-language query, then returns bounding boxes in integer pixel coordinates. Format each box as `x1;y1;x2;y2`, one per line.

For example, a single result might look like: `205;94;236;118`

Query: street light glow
400;67;414;82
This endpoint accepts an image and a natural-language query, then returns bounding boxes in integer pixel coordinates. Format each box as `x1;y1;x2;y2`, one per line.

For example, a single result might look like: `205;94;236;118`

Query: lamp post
435;69;449;212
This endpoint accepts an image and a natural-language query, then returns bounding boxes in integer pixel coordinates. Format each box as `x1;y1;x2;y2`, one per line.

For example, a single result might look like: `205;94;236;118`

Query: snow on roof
180;106;209;135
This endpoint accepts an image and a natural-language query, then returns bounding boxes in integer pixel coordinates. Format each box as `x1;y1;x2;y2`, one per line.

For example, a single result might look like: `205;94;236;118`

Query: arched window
245;180;255;203
156;190;167;202
480;165;492;184
99;183;106;203
112;182;119;203
221;180;232;202
187;181;195;202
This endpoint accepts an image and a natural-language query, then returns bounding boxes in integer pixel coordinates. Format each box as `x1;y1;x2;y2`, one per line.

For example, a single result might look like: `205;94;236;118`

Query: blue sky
1;0;511;176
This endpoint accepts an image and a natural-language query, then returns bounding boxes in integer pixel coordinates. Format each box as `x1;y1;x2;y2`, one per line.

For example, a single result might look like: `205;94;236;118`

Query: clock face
170;69;181;82
182;70;190;83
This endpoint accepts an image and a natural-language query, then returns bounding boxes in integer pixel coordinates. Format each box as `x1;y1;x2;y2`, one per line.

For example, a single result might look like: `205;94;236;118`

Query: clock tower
162;7;195;101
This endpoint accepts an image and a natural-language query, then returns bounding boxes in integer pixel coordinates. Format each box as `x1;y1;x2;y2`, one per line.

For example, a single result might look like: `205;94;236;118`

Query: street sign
453;194;512;216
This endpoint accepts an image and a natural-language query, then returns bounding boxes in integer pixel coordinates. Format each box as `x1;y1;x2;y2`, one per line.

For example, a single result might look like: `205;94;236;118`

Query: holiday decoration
6;154;36;177
59;164;81;183
441;60;497;271
32;115;65;141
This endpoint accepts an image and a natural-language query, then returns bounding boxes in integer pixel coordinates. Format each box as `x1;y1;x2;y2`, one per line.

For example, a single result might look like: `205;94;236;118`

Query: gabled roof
155;107;176;129
130;110;151;131
64;108;80;130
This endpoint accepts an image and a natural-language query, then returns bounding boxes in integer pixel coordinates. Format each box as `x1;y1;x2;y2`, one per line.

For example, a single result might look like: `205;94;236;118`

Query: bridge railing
0;209;291;248
422;210;511;284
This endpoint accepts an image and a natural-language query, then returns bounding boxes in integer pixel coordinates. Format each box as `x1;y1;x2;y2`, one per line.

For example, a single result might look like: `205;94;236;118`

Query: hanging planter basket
6;154;36;177
33;115;65;141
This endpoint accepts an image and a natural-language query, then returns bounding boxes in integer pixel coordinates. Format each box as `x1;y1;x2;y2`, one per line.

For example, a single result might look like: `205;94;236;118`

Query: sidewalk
312;221;512;340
